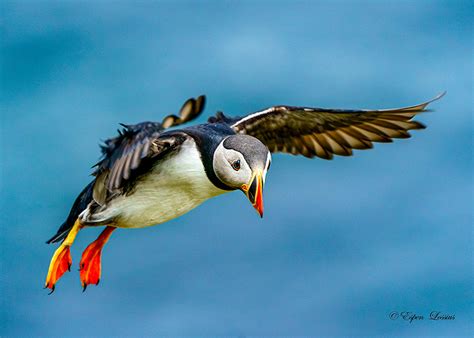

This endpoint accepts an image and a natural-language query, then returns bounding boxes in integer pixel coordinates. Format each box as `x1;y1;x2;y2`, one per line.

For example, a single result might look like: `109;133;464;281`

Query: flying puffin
45;92;445;292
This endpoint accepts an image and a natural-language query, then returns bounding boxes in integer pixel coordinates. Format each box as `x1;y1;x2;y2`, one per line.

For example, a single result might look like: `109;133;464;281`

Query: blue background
1;1;472;336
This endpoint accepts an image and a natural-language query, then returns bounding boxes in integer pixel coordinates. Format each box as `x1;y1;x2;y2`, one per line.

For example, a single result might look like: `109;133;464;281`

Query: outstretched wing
93;95;205;199
230;92;445;159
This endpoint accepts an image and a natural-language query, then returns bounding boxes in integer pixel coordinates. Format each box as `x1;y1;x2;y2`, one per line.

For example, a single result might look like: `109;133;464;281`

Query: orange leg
45;219;83;293
79;226;115;291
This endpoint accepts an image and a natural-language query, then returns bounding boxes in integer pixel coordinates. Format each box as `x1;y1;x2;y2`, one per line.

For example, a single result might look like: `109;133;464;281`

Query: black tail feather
46;180;95;244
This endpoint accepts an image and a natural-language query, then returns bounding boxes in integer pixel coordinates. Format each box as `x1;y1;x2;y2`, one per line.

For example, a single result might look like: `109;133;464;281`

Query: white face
213;140;271;189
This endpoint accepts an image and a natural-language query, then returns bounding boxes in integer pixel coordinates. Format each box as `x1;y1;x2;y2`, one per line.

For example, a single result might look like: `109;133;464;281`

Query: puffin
45;92;445;292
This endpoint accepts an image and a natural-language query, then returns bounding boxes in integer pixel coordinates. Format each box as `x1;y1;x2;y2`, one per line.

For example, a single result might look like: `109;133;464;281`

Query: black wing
229;92;445;159
93;95;205;198
46;181;95;243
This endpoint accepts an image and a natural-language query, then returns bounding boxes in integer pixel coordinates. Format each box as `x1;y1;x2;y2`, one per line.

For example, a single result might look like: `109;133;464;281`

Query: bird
45;92;445;292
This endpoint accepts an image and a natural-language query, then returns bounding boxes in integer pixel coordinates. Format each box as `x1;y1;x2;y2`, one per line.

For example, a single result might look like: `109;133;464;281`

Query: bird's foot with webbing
44;219;82;293
79;226;115;291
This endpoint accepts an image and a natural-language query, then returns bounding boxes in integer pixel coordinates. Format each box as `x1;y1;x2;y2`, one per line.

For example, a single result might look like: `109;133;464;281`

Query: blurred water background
1;1;472;336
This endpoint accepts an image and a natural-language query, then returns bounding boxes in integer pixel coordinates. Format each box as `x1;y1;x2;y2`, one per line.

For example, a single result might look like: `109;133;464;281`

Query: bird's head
213;135;271;217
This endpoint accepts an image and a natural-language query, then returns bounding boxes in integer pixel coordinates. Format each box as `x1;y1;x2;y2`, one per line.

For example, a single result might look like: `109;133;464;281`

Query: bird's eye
231;160;241;171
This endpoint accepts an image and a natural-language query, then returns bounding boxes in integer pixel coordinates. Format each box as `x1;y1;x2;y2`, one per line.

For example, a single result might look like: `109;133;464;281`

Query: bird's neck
184;124;235;191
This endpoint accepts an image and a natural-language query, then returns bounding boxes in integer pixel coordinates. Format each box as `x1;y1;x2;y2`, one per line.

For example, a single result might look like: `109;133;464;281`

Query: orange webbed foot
45;245;72;293
79;241;103;290
80;226;115;291
45;219;82;293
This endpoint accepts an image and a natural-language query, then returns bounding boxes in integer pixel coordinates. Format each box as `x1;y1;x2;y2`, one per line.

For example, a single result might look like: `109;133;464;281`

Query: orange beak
241;171;264;218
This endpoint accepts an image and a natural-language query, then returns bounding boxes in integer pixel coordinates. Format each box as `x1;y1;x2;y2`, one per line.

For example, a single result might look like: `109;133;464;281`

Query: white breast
98;138;227;228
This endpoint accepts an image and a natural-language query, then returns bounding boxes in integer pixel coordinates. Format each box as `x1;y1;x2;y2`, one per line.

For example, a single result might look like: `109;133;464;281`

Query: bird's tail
46;180;95;244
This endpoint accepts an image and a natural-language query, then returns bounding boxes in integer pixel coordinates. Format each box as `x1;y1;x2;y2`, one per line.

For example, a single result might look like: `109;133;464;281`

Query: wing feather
230;92;444;159
92;95;204;201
